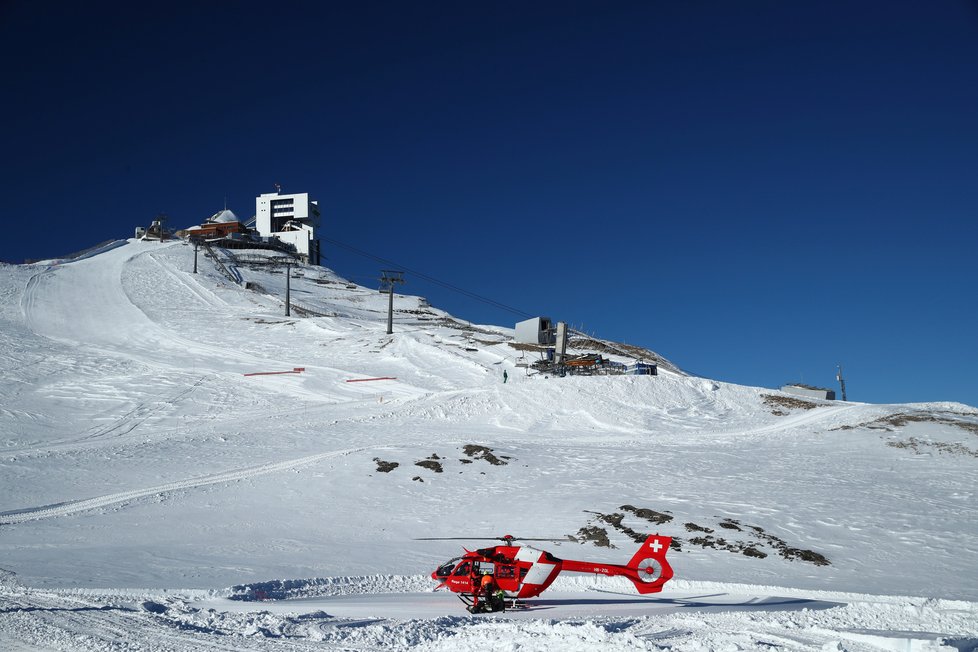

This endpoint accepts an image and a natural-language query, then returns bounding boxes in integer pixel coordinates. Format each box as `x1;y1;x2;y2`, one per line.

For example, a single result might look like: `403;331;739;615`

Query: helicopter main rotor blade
415;536;573;542
414;537;486;541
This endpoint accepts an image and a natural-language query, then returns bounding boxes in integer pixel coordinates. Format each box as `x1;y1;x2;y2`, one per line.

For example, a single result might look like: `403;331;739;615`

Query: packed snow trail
0;445;374;524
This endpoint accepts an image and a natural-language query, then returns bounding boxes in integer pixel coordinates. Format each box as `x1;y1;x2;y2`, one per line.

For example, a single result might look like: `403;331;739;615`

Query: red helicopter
422;534;674;612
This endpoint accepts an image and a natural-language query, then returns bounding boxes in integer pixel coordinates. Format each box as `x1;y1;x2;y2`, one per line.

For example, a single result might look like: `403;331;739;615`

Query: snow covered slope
1;240;976;650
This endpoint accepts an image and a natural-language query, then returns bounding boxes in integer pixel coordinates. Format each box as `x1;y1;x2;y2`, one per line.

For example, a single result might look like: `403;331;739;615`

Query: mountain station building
255;191;322;264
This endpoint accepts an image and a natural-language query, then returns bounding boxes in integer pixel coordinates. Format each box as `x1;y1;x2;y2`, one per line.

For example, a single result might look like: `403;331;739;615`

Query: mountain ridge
0;238;976;649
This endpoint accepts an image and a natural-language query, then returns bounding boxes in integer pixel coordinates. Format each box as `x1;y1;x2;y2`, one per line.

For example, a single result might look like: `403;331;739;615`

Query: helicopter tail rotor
624;535;674;594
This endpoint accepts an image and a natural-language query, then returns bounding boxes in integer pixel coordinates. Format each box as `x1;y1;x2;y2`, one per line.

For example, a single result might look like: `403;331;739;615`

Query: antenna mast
836;364;847;402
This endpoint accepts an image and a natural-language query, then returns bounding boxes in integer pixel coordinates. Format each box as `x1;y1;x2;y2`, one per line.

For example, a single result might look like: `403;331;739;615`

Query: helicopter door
446;561;473;591
495;564;518;592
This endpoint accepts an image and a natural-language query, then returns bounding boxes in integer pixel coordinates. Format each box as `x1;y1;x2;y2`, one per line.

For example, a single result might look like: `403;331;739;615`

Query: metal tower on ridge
380;270;405;335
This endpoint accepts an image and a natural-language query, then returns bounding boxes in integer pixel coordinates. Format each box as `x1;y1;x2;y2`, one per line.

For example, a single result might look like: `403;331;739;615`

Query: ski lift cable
319;236;534;319
319;238;652;363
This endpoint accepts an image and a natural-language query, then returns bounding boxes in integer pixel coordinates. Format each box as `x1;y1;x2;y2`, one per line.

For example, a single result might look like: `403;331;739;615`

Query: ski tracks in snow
18;267;53;336
2;375;215;455
145;250;230;309
702;402;860;440
0;445;375;525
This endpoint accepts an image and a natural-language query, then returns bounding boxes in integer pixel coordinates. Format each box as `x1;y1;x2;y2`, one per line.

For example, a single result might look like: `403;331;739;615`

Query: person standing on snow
503;370;508;383
478;573;500;612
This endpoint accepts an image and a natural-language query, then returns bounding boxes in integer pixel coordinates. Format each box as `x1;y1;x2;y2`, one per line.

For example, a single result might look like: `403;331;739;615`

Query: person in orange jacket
469;572;499;613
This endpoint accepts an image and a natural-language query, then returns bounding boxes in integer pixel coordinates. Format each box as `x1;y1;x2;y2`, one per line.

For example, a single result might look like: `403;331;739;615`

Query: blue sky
1;1;976;406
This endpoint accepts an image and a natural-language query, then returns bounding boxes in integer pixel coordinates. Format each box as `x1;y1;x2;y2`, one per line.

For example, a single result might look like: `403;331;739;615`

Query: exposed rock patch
570;526;613;548
887;437;977;458
414;455;444;473
580;508;673;547
574;507;829;566
687;535;767;559
373;458;399;473
462;445;511;466
620;504;673;525
834;411;978;436
761;394;821;413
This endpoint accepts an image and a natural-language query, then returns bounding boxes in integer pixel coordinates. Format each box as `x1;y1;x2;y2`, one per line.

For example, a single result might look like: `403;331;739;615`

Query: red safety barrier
244;367;306;377
345;377;397;383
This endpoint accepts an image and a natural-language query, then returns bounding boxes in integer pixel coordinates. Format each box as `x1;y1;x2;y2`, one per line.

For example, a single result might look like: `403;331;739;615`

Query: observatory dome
207;209;239;224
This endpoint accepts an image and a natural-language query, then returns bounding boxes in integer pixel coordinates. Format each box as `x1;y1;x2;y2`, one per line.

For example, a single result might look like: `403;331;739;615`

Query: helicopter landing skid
457;592;514;613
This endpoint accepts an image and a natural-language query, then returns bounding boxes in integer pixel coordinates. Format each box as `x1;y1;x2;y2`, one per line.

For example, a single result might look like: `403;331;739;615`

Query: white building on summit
255;191;322;264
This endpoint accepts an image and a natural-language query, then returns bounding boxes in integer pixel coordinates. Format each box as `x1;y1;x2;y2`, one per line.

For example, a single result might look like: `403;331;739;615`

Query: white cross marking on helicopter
649;539;662;553
514;545;557;586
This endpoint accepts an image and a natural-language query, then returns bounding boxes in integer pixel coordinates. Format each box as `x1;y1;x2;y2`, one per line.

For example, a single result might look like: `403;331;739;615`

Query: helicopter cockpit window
436;557;462;578
451;561;472;577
